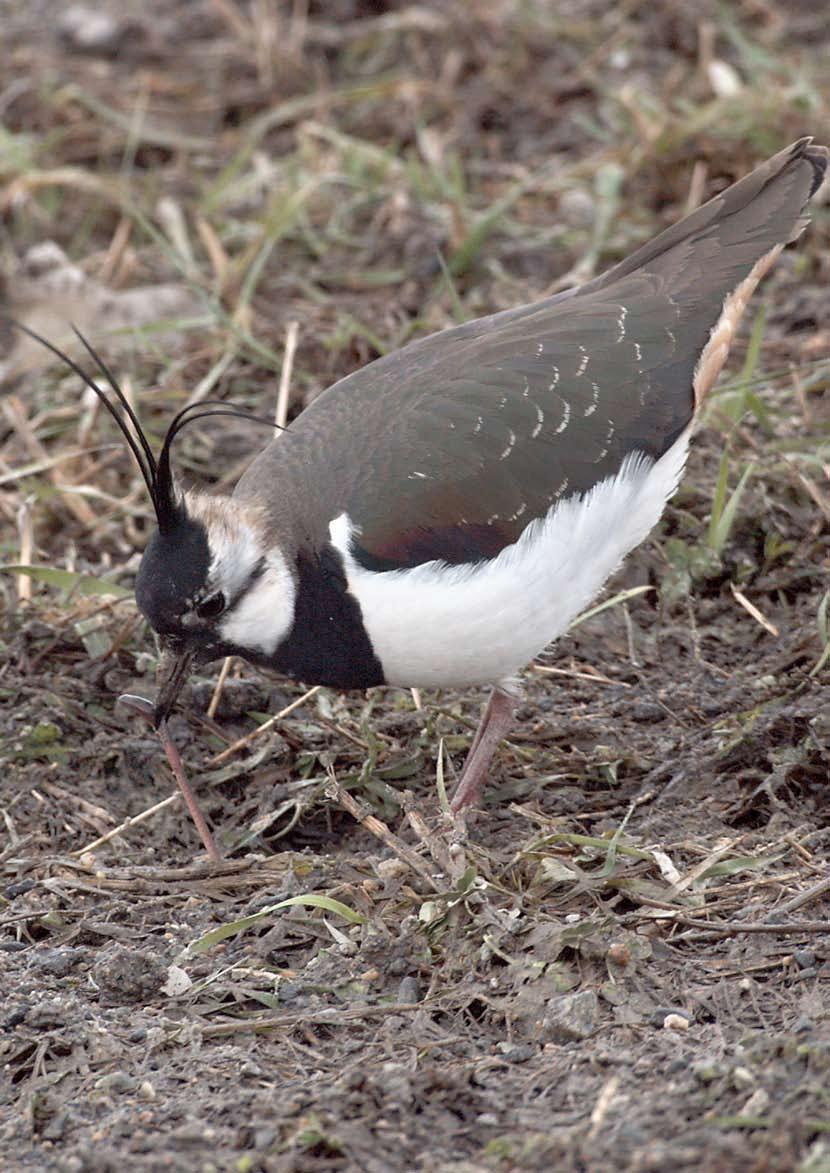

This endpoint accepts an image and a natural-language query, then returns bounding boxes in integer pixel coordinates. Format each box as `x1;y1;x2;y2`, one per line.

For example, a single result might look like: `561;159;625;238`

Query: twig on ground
72;793;181;857
207;656;234;719
771;873;830;916
208;685;322;766
275;320;300;429
325;772;439;889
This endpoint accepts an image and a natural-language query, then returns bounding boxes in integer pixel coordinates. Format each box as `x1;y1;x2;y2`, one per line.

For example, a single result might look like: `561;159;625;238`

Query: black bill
152;645;196;727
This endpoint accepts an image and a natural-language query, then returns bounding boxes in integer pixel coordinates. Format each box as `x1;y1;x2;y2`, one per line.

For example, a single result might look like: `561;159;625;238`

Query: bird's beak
153;644;195;727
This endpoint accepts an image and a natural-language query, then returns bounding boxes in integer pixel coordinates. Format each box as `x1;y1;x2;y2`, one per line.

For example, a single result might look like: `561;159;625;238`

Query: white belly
329;430;690;688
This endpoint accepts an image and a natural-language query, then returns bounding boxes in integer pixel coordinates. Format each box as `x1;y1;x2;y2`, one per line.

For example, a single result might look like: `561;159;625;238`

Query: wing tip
789;136;829;199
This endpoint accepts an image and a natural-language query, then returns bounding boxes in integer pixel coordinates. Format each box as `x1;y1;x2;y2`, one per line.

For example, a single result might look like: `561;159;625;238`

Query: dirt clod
541;989;601;1043
92;947;169;1007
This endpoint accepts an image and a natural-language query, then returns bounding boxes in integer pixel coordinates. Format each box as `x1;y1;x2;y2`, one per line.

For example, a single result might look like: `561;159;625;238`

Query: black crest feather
9;321;281;531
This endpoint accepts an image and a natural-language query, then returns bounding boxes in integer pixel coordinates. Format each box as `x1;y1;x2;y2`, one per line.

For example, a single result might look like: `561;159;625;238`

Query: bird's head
15;324;294;724
135;490;296;719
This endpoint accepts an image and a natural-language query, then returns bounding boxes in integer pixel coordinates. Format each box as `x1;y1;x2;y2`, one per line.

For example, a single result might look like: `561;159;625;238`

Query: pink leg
450;684;519;813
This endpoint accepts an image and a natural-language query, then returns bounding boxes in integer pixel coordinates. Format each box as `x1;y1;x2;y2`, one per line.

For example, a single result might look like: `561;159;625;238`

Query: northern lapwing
18;137;828;850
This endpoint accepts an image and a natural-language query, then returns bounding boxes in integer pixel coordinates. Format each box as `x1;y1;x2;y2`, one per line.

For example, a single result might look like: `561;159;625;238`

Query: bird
17;137;828;848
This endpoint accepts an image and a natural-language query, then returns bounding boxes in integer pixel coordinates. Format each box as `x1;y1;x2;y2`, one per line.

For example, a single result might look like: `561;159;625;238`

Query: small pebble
161;965;192;997
32;948;81;978
397;976;420;1004
650;1006;691;1028
541;989;599;1043
42;1113;68;1142
93;946;167;1007
708;59;743;98
692;1058;726;1083
607;942;631;968
496;1043;536;1063
558;188;596;228
96;1072;134;1095
631;701;667;722
58;5;123;52
740;1087;770;1117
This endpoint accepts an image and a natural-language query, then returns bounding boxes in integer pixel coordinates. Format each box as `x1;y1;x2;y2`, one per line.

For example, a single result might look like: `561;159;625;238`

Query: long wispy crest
10;321;281;533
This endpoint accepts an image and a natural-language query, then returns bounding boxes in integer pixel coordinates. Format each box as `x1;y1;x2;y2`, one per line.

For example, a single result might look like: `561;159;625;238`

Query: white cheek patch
330;429;690;688
184;491;267;602
219;549;296;655
207;521;263;601
183;492;296;656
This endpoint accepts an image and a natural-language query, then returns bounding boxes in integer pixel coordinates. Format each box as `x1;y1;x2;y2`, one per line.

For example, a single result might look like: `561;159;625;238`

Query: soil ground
1;2;830;1170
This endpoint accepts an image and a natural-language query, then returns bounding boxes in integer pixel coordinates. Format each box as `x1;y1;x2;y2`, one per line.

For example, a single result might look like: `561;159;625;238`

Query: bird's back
235;138;827;573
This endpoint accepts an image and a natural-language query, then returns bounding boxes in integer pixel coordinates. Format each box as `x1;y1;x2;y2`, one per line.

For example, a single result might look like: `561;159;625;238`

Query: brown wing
339;289;695;570
235;139;827;571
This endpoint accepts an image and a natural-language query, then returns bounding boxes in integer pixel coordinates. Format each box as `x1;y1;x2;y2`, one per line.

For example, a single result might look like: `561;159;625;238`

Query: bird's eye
195;592;226;620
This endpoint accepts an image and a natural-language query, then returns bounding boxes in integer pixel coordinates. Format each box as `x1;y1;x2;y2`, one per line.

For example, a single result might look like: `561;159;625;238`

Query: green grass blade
810;589;830;677
436;251;467;323
707;460;755;555
187;894;366;956
569;584;654;629
0;565;131;598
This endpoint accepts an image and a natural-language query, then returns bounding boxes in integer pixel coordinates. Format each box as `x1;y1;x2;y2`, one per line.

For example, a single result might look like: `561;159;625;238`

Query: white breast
329;429;690;688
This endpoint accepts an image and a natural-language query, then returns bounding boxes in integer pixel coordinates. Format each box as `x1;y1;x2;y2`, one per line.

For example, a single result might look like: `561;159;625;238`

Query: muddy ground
1;2;830;1170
